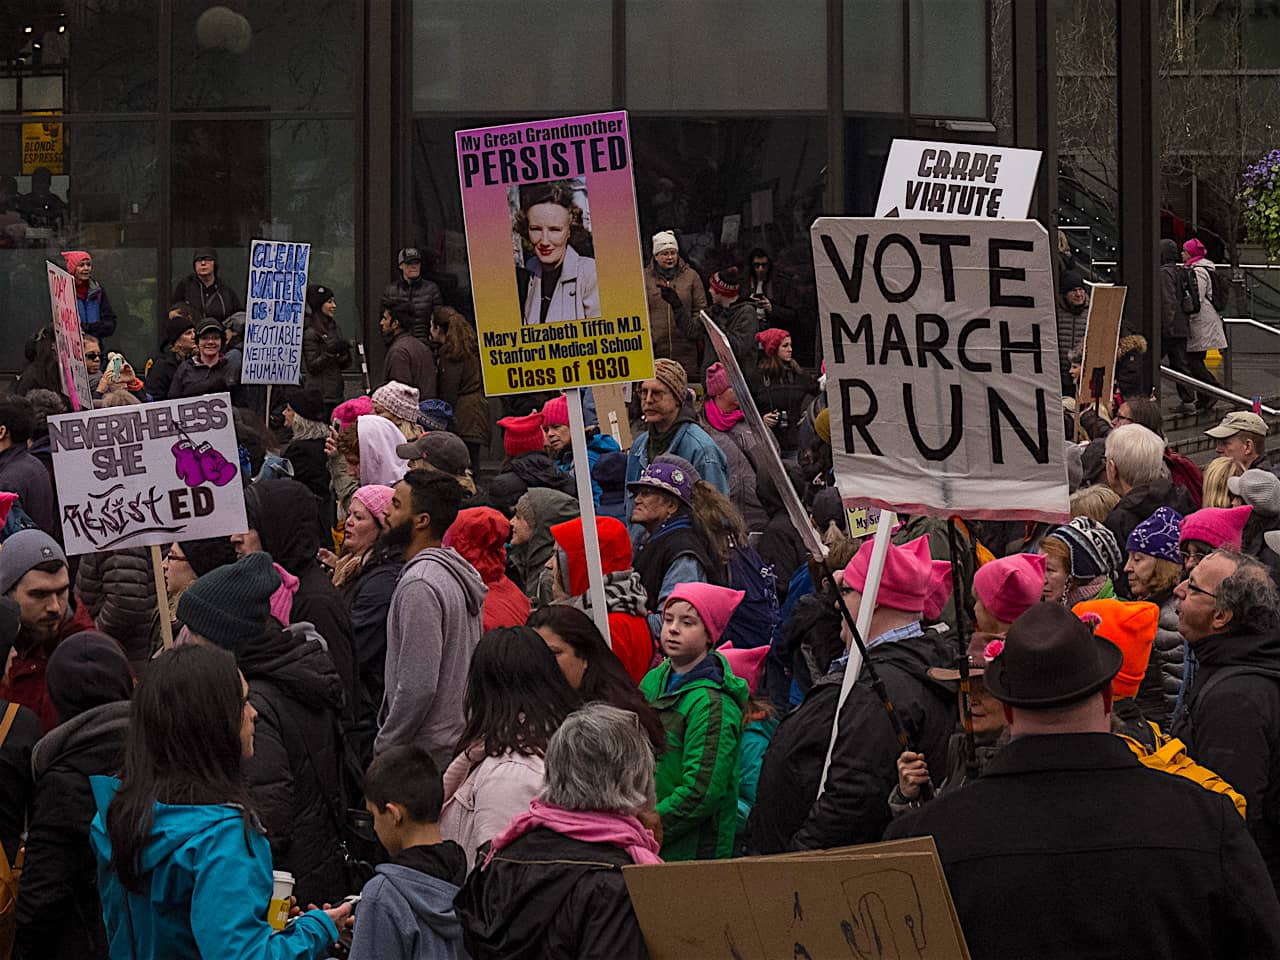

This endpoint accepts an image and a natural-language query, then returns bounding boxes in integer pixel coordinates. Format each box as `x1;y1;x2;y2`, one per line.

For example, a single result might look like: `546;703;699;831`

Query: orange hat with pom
1071;598;1160;700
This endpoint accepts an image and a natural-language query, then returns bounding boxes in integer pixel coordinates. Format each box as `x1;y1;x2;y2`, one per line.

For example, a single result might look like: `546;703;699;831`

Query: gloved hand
659;285;682;307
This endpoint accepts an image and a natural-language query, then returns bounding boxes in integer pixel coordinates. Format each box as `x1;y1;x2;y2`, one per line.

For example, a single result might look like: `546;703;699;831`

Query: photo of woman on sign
511;178;599;325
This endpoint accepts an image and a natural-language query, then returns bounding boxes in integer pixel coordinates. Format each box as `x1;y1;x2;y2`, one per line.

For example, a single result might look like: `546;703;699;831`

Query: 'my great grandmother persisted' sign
813;217;1069;522
48;393;247;555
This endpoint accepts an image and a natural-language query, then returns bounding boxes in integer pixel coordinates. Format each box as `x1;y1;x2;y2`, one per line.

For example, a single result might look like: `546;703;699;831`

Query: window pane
844;116;910;215
909;0;988;117
844;0;905;112
172;1;355;111
627;0;826;111
1;3;158;113
0;122;159;371
172;120;356;348
413;1;611;112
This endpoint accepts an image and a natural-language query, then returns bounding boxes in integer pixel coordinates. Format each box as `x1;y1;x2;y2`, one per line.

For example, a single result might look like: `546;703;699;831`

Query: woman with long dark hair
440;626;580;867
528;604;666;752
90;644;348;959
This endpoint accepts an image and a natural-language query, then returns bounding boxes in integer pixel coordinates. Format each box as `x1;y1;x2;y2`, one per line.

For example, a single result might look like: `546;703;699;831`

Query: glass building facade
1;1;1014;376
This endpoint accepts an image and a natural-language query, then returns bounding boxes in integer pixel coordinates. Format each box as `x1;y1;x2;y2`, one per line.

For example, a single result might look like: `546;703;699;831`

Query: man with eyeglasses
1171;549;1280;892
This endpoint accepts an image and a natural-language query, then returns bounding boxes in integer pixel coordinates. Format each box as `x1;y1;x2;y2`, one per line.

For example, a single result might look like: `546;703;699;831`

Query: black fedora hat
984;603;1123;709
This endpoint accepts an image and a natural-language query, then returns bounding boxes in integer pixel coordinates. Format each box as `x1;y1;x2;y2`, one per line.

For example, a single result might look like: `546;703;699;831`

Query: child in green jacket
640;582;749;861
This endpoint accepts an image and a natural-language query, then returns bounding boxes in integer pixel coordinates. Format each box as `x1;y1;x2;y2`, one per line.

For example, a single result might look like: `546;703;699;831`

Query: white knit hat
652;230;678;254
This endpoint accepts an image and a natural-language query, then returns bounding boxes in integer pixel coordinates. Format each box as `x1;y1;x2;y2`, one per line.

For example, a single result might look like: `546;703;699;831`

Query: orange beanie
1071;598;1159;700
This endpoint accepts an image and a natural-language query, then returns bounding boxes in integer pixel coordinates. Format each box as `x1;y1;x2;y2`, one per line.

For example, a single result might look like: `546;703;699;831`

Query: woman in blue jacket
90;644;350;960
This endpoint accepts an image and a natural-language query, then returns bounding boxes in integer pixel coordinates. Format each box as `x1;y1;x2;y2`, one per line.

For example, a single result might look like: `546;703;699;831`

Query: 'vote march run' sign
813;217;1069;522
242;239;310;385
876;139;1041;220
48;394;248;555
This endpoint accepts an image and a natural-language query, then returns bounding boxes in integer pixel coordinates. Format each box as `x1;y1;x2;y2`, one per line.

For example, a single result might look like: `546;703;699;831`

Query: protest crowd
1;225;1280;960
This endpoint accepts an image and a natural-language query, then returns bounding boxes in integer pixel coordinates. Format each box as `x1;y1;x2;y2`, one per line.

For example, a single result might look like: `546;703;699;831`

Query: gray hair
1105;423;1167;488
1213;550;1280;634
541;702;656;814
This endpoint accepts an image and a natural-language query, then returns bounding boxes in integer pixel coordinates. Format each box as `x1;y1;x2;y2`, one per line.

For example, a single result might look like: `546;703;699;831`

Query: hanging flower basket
1241;149;1280;261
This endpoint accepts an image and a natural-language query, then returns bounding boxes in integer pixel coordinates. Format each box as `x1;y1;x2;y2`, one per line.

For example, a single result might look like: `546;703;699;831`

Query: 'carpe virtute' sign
48;393;248;555
813;217;1070;522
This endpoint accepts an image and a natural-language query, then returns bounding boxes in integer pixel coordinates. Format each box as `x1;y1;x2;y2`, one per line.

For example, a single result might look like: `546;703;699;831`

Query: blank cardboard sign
624;837;970;960
1073;284;1127;440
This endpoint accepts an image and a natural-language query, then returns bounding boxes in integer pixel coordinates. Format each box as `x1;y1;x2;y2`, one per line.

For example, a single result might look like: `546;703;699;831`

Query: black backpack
1205;267;1231;313
1178;266;1200;316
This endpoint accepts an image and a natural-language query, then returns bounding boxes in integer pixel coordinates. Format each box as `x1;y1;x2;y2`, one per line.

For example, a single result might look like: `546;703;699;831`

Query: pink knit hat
351;484;395;529
61;250;91;272
841;535;936;613
665;582;744;646
921;560;955;621
755;327;790;357
541;395;569;427
1179;505;1253;551
371;381;421;423
1182;238;1207;266
974;554;1048;626
704;362;730;399
717;642;768;694
332;395;373;430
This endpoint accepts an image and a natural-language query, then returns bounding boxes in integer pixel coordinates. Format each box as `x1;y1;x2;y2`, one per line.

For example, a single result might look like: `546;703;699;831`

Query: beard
1066;298;1088;316
382;515;415;551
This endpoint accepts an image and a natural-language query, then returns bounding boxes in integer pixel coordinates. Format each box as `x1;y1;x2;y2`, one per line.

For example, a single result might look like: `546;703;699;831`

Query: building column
1012;0;1057;232
361;0;396;377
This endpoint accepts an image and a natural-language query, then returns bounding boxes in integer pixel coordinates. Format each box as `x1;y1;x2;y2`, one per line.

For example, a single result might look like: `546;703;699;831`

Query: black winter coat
886;733;1280;959
170;274;243;324
455;827;649;960
744;628;955;854
142;349;182;402
382;276;443;343
1105;477;1197;595
746;365;818;452
341;548;402;768
500;453;575;499
754;469;806;597
0;699;42;864
1171;625;1280;892
167;355;233;400
75;548;156;665
240;626;349;907
15;700;129;960
301;316;351;410
248;480;358;716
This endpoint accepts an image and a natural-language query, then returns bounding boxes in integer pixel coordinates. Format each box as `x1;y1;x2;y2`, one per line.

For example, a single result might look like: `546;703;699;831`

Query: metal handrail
1160;366;1280;416
1224;317;1280;337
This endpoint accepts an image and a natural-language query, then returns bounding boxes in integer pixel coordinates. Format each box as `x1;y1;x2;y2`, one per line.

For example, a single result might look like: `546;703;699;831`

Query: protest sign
847;505;881;540
625;837;970;959
455;111;654;396
701;311;825;562
1073;284;1127;440
876;138;1041;220
591;382;632;450
46;261;93;412
812;217;1069;522
241;239;310;385
48;393;247;556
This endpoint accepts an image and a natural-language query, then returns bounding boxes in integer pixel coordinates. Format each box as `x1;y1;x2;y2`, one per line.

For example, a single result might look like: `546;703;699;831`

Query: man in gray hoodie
376;470;486;768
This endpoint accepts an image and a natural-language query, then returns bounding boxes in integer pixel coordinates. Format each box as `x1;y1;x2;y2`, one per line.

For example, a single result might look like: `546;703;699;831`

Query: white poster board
812;217;1069;522
46;261;94;411
48;393;248;555
241;239;310;385
876;139;1041;220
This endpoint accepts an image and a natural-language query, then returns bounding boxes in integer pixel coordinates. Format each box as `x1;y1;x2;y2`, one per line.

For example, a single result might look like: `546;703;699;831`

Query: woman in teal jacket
640;582;749;861
90;644;349;959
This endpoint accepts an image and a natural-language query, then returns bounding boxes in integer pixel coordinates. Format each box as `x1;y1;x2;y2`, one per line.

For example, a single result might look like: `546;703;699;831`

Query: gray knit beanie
177;552;280;653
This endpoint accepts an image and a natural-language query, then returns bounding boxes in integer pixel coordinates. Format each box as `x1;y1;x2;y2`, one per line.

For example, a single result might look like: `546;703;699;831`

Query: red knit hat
541;395;569;427
497;411;545;457
841;535;939;613
1072;598;1159;700
1179;505;1253;551
755;327;790;357
709;267;741;299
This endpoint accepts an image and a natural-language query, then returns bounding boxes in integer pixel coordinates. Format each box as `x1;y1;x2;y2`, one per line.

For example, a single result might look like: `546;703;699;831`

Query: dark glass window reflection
171;1;355;111
0;122;158;370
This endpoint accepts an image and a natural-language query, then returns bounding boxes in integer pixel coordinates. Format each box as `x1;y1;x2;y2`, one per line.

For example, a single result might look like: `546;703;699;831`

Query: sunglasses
84;352;101;360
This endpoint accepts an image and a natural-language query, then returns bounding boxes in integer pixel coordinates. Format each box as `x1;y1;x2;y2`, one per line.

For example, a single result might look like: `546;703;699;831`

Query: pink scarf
704;400;743;432
483;798;662;867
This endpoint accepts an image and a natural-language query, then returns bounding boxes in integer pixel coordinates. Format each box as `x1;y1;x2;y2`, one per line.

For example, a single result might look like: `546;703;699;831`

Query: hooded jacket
455;826;648;960
507;489;580;605
75;548;157;666
239;625;349;907
16;699;130;960
551;517;654;683
744;628;955;854
247;480;357;714
703;299;759;379
375;546;487;769
1171;623;1280;889
74;279;118;342
1113;333;1148;402
1159;239;1190;340
443;508;530;634
349;843;468;960
640;651;749;861
88;776;340;960
503;451;575;499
